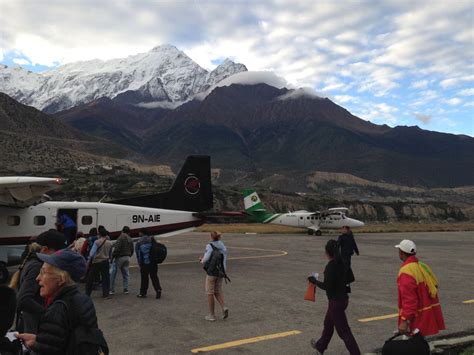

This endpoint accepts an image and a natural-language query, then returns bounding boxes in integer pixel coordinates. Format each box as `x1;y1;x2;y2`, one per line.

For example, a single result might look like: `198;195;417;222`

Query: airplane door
77;209;98;233
298;216;305;227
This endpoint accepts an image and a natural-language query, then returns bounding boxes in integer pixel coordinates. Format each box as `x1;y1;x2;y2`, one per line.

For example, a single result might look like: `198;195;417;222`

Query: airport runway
89;231;474;354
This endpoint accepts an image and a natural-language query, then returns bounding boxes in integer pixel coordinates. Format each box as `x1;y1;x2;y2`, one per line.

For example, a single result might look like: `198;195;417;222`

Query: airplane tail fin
242;189;276;223
111;155;213;212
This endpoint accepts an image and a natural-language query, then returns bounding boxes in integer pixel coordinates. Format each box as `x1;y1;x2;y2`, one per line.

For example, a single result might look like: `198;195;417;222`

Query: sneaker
109;290;115;295
205;315;216;322
156;291;161;299
136;294;147;298
222;307;229;320
123;289;129;295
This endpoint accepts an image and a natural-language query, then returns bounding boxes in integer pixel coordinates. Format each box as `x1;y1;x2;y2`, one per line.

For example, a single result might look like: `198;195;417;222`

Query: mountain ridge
0;45;247;113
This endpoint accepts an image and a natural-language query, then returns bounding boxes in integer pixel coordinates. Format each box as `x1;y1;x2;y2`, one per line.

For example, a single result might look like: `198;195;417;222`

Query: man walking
337;226;359;268
110;226;134;295
136;229;162;299
200;231;229;322
395;239;445;336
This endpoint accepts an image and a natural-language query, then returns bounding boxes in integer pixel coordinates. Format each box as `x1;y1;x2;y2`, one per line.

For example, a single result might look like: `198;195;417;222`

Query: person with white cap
395;239;445;337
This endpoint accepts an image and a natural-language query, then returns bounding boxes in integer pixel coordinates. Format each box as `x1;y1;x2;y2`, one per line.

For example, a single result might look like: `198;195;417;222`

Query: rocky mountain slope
0;93;145;174
0;45;247;112
53;82;474;188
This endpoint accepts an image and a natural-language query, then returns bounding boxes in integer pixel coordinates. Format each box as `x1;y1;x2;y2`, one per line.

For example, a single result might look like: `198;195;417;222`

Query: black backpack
57;299;109;355
150;238;167;264
204;243;231;282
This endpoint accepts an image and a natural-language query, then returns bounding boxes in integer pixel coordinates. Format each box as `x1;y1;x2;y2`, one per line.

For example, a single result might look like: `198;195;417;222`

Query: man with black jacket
308;239;360;355
338;226;359;268
110;226;134;295
16;230;66;333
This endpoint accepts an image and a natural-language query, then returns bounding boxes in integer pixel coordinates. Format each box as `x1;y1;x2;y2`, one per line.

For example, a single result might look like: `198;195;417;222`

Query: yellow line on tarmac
358;313;398;323
463;300;474;304
190;330;301;353
130;246;287;268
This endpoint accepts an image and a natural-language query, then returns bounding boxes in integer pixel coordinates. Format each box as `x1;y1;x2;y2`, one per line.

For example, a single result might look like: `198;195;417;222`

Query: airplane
0;155;213;283
243;188;364;236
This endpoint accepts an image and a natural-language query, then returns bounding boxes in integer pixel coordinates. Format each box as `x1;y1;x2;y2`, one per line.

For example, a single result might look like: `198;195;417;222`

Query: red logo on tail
184;175;200;195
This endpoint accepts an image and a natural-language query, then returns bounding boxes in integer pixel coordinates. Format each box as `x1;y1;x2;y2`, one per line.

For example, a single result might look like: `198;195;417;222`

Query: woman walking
308;239;360;355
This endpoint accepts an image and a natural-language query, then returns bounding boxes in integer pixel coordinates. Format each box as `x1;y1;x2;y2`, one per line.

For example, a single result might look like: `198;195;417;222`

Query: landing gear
0;262;9;284
307;229;313;235
315;230;322;236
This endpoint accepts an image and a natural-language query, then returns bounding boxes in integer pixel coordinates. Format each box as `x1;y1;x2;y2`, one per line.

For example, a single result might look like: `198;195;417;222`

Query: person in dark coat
16;230;66;334
0;286;22;355
136;228;162;299
308;239;360;355
16;249;101;355
337;226;359;268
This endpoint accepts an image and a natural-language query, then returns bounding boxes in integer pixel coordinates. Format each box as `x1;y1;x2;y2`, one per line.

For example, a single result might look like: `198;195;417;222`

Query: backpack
57;299;109;355
150;238;167;264
204;244;231;283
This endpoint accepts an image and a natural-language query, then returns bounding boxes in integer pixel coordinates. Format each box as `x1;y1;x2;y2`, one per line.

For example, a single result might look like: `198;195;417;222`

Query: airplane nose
348;218;364;227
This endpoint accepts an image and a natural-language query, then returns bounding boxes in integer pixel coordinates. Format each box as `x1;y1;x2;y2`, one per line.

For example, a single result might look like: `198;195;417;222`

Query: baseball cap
36;229;66;250
37;249;86;281
395;239;417;254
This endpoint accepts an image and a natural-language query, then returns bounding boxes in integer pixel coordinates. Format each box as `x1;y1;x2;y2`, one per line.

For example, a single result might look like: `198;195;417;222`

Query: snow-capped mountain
0;45;247;113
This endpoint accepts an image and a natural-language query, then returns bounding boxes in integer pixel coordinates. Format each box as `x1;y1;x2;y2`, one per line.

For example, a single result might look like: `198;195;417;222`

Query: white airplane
243;189;364;235
0;156;213;283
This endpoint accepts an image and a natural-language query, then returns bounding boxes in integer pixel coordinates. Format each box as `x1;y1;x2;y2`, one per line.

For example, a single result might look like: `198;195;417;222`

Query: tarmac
86;231;474;354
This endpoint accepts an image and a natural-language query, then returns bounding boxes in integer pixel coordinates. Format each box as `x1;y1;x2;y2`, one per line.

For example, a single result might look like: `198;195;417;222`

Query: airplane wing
320;207;349;216
0;177;63;208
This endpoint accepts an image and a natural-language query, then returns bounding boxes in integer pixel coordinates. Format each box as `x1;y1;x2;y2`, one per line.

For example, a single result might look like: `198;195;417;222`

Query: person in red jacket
395;239;445;336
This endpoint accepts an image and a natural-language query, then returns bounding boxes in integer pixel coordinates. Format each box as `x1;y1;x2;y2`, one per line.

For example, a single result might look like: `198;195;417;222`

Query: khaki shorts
205;275;223;295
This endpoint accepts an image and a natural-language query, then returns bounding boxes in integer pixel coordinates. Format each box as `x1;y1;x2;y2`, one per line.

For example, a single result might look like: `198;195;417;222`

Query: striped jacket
397;255;445;336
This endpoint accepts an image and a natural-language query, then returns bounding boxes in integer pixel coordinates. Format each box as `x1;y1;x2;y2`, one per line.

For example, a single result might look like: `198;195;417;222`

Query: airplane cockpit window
34;216;46;225
7;216;20;226
82;216;93;225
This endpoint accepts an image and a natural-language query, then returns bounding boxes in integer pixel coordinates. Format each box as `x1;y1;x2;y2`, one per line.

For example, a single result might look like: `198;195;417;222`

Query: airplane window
7;216;20;226
82;216;93;225
300;217;303;220
34;216;46;226
307;217;310;219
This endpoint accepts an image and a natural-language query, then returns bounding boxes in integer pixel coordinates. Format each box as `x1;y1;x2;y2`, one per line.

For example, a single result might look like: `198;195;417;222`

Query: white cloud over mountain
0;0;473;135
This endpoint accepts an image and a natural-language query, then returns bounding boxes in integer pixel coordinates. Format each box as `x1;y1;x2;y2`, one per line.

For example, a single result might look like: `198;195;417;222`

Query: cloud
445;98;462;106
458;88;474;96
12;58;30;65
414;113;432;124
410;80;429;89
135;101;184;110
276;87;322;101
213;71;288;89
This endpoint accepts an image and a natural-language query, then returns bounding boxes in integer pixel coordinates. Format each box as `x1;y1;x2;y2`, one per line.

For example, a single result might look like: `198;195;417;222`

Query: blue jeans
110;256;130;292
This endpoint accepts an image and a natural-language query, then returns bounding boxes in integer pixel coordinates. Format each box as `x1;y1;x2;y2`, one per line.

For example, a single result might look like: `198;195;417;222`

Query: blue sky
0;0;472;136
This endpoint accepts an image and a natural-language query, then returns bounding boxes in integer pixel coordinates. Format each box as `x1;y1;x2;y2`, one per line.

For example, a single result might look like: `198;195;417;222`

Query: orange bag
304;282;316;302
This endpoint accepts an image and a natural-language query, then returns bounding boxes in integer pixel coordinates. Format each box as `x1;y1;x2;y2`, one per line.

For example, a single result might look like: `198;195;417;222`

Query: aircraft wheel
315;230;322;236
307;229;313;235
0;262;8;284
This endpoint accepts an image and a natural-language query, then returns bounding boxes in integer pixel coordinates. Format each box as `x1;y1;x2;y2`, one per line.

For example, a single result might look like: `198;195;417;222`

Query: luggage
382;333;430;355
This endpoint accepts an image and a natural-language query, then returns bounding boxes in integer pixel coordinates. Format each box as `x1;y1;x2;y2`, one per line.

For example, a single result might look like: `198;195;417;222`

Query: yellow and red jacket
397;256;445;336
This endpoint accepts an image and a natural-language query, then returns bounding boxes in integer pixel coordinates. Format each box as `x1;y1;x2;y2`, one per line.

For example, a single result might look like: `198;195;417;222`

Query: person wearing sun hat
395;239;445;337
16;249;104;354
